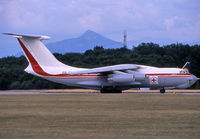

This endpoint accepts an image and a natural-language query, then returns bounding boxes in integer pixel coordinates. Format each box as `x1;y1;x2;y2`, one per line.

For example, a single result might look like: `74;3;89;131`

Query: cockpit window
180;70;190;74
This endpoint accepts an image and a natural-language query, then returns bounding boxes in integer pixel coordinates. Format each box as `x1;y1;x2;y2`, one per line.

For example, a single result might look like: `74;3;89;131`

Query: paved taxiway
1;91;200;95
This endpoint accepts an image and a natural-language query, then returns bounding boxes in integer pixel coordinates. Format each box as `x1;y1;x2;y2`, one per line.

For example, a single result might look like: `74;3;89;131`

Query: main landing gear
160;88;165;93
100;89;122;93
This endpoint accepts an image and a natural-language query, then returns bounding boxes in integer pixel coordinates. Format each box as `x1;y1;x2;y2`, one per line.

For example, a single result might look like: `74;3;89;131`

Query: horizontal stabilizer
69;64;139;75
3;33;50;40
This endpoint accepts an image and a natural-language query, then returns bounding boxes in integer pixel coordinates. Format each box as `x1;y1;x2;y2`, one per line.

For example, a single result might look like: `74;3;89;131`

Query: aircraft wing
69;64;140;75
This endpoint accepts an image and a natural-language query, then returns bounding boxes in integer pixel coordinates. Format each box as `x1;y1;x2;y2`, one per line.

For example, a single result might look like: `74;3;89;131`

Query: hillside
0;43;200;90
47;30;122;53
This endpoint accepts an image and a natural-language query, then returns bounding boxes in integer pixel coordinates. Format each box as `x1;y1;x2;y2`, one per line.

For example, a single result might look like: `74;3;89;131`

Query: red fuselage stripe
146;73;192;77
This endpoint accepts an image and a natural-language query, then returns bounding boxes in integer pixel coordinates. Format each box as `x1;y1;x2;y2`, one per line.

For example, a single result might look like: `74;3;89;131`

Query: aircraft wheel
160;89;165;93
100;89;110;93
100;89;122;93
113;89;122;93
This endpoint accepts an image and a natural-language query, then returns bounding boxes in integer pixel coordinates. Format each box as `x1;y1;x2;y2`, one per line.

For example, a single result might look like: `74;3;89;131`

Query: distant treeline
0;43;200;90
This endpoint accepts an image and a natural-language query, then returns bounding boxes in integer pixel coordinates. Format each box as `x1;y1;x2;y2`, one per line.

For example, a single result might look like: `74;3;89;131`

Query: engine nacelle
134;73;145;81
108;74;134;83
108;70;145;83
127;70;145;81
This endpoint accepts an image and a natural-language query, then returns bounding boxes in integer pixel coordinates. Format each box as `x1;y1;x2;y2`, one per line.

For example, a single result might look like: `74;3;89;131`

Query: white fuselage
5;33;198;92
26;64;196;90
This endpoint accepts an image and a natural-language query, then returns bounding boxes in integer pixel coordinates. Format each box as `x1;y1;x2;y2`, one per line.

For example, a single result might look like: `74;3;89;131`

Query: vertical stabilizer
4;33;82;75
182;61;191;72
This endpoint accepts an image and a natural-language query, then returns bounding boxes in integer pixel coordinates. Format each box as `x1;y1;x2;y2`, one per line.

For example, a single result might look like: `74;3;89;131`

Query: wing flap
69;64;139;75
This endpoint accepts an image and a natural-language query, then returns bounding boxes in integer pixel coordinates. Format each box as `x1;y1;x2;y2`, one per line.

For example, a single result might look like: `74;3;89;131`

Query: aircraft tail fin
182;61;191;72
4;33;80;75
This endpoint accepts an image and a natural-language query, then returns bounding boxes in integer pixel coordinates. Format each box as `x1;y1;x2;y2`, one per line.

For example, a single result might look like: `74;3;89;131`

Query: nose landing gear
160;88;165;93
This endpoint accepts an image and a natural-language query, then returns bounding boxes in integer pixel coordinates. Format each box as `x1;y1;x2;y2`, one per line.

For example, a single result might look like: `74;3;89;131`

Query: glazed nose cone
189;75;198;86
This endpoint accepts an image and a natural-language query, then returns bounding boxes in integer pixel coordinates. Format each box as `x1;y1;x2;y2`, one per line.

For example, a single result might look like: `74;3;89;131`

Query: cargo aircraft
4;33;198;93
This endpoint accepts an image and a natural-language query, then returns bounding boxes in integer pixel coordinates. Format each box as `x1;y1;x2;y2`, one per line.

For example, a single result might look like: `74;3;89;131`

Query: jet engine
134;73;145;81
108;74;134;83
107;72;145;83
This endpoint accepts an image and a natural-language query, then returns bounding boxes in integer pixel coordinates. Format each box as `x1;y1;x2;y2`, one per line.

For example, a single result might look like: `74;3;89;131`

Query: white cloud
0;3;3;12
2;0;46;30
78;9;104;32
0;0;199;43
164;16;178;31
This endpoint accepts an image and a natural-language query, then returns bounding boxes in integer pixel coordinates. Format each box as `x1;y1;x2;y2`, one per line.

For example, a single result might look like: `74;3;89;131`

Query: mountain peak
47;30;122;53
83;29;98;35
85;29;96;34
80;30;103;39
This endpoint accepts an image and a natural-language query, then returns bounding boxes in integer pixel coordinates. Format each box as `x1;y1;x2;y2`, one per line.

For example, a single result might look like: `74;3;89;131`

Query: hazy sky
0;0;200;56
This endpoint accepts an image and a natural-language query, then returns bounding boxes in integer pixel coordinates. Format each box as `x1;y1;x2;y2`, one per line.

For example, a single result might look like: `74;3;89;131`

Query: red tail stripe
17;38;101;78
17;38;51;76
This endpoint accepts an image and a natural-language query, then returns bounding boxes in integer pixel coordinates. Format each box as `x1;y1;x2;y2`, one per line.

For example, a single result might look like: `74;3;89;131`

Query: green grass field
0;94;200;138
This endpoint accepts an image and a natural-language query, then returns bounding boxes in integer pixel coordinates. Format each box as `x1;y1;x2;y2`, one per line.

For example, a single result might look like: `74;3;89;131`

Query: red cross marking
152;78;156;83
